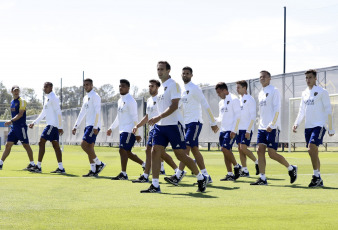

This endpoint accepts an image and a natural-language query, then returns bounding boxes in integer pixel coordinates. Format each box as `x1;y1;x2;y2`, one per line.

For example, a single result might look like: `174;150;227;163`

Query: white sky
0;0;337;99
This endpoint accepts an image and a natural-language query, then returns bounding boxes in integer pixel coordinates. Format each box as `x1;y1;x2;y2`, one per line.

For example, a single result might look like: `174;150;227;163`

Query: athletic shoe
197;175;207;192
29;165;42;173
23;163;35;171
255;164;259;175
140;184;161;193
0;164;3;170
95;162;106;176
160;170;166;175
82;170;97;177
220;174;235;181
240;171;250;177
164;174;180;186
178;170;187;182
50;168;66;174
111;172;128;180
234;165;242;180
250;178;268;185
289;165;298;184
308;175;323;188
207;175;213;184
132;175;149;183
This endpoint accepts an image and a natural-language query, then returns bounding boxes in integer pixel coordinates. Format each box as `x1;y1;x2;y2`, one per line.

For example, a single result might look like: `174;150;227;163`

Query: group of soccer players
0;63;335;193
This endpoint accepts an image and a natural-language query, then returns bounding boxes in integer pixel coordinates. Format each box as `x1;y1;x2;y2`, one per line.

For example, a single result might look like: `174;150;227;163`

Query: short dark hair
215;82;228;91
260;70;271;77
44;82;53;88
157;61;171;70
120;79;130;87
182;66;193;74
236;80;248;89
84;78;93;84
149;79;161;87
305;69;317;77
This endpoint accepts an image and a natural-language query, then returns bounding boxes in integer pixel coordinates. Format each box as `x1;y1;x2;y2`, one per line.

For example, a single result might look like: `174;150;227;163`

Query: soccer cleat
240;171;250;177
234;165;242;180
308;175;323;188
0;164;3;170
289;165;298;184
95;162;106;176
29;165;42;173
164;174;180;186
140;184;161;193
23;163;35;171
250;178;268;185
207;175;213;184
132;175;149;183
255;164;259;175
50;168;66;174
160;169;166;175
111;172;129;180
82;170;97;177
220;174;235;181
178;170;187;182
197;175;207;192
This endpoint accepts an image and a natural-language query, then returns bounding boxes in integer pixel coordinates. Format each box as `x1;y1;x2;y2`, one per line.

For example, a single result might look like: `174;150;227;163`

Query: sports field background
0;145;337;229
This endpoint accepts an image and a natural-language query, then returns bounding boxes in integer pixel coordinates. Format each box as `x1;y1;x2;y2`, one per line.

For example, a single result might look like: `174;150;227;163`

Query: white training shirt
294;85;335;134
156;78;181;126
238;94;256;132
109;93;139;134
258;84;281;130
217;93;241;132
73;89;101;129
146;95;159;131
33;91;63;129
181;81;216;126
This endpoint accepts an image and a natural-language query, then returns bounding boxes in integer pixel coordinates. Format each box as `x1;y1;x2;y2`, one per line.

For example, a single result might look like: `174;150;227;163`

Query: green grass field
0;145;337;230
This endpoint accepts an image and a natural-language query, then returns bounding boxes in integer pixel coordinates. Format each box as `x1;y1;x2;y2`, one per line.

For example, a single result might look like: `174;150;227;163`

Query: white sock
287;165;294;171
30;161;35;166
152;178;159;187
142;162;146;168
90;164;96;173
121;171;127;176
37;161;42;168
260;173;266;181
160;162;164;171
196;173;204;180
93;157;101;165
227;172;234;176
58;162;64;170
143;173;149;179
234;164;240;168
242;167;249;173
314;169;320;177
255;160;258;164
0;160;3;165
175;169;182;178
201;169;208;175
174;168;178;173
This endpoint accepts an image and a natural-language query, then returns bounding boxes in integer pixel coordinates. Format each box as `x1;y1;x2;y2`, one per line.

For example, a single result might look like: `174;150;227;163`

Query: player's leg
250;143;268;185
0;141;15;169
160;150;178;171
132;145;151;183
50;140;65;173
127;151;144;166
240;144;259;176
30;138;47;173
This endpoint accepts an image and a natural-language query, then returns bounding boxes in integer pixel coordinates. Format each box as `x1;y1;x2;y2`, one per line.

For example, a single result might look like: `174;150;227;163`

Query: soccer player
293;69;335;187
215;82;242;181
132;79;179;183
107;79;145;180
251;70;297;185
29;82;65;173
236;80;259;177
72;78;106;177
0;85;35;170
141;61;208;193
166;66;219;184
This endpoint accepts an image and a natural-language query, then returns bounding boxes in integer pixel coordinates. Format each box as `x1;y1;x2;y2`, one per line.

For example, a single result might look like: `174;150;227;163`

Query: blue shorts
305;126;326;148
152;123;186;149
7;125;29;144
257;129;279;150
185;122;203;148
219;131;236;150
147;129;155;147
236;130;253;146
83;126;100;144
41;125;59;142
120;132;136;151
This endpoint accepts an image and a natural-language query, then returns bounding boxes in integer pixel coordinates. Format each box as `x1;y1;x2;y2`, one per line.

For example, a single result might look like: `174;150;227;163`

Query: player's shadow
162;192;219;198
95;176;115;180
50;173;79;177
208;185;240;191
270;184;338;190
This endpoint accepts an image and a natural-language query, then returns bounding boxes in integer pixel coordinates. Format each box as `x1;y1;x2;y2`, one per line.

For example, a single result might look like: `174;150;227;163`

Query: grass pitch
0;145;337;230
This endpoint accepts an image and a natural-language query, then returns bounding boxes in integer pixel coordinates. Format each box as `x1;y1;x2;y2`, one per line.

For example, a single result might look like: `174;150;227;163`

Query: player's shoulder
230;93;239;100
18;97;27;104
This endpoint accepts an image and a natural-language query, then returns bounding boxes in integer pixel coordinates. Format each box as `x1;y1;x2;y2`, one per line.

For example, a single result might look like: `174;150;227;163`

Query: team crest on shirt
47;99;49;102
164;87;167;91
266;93;269;97
186;90;189;94
153;101;156;105
227;101;230;104
314;92;318;96
15;103;18;106
244;100;247;103
124;102;126;105
88;98;90;101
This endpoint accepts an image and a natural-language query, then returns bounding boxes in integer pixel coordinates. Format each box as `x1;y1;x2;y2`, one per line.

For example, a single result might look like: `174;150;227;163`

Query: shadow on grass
50;173;79;177
270;184;338;190
162;192;219;198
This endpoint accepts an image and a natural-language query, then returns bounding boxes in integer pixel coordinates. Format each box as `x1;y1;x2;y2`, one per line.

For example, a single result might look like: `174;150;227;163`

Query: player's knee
81;141;87;150
5;142;13;150
267;151;276;159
